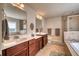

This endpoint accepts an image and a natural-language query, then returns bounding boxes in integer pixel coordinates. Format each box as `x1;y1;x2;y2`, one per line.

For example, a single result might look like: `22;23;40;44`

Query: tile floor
36;35;71;56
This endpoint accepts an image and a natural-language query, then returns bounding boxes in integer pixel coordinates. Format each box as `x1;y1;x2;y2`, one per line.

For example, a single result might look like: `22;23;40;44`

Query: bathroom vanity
2;34;48;56
1;4;48;56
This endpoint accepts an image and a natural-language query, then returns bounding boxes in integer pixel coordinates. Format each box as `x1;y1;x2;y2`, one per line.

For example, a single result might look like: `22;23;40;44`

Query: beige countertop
65;40;79;56
2;35;42;50
36;32;47;35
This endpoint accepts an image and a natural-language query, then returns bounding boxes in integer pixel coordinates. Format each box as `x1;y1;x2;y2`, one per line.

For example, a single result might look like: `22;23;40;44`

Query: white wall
44;17;62;37
24;5;36;36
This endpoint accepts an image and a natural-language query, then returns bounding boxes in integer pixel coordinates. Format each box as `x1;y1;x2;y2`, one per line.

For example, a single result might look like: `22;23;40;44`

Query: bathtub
70;42;79;55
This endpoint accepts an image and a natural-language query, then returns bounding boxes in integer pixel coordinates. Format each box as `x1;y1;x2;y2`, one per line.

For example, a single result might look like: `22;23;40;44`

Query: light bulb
20;4;24;8
36;14;43;20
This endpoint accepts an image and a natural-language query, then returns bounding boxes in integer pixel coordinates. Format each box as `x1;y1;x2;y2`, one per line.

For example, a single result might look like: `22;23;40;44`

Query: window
8;21;17;33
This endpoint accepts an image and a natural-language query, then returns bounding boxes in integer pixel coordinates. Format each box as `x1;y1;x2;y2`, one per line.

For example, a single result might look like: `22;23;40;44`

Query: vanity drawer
42;35;48;47
3;41;28;56
14;48;28;56
39;38;43;49
29;39;37;56
29;43;37;56
29;44;36;55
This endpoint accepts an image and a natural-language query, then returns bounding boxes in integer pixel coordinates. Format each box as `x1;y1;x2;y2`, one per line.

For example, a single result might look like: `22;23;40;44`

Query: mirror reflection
36;18;43;32
2;4;27;40
7;17;27;35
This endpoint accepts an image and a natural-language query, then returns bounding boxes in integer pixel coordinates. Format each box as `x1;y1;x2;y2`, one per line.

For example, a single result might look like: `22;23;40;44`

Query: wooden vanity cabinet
36;34;48;48
38;37;43;49
2;35;47;56
35;39;40;53
43;35;48;46
35;37;43;54
28;37;43;56
29;35;48;56
28;39;37;56
2;41;29;56
15;48;28;56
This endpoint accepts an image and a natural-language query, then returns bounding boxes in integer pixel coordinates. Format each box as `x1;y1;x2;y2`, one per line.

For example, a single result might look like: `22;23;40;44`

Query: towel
2;19;9;40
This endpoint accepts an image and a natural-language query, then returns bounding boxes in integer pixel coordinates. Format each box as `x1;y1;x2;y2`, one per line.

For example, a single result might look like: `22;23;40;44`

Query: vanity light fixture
20;4;24;8
36;14;43;20
11;3;24;10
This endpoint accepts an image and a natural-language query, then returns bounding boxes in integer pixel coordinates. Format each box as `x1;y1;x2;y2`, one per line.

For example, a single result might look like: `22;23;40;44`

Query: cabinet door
29;39;36;56
43;35;48;47
15;48;28;56
24;48;29;56
39;38;43;49
43;36;46;46
35;39;40;53
45;35;48;45
29;44;36;56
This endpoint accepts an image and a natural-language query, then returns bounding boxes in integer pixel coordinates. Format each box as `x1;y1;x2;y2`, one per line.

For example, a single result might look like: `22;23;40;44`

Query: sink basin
13;35;20;39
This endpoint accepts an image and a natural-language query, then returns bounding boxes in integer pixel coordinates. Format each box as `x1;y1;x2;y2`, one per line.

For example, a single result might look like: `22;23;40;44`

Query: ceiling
27;3;79;18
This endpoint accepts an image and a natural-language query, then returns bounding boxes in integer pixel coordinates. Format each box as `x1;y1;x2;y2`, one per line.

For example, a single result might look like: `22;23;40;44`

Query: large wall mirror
67;15;79;31
7;17;27;35
3;4;27;36
30;23;34;31
36;18;42;32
